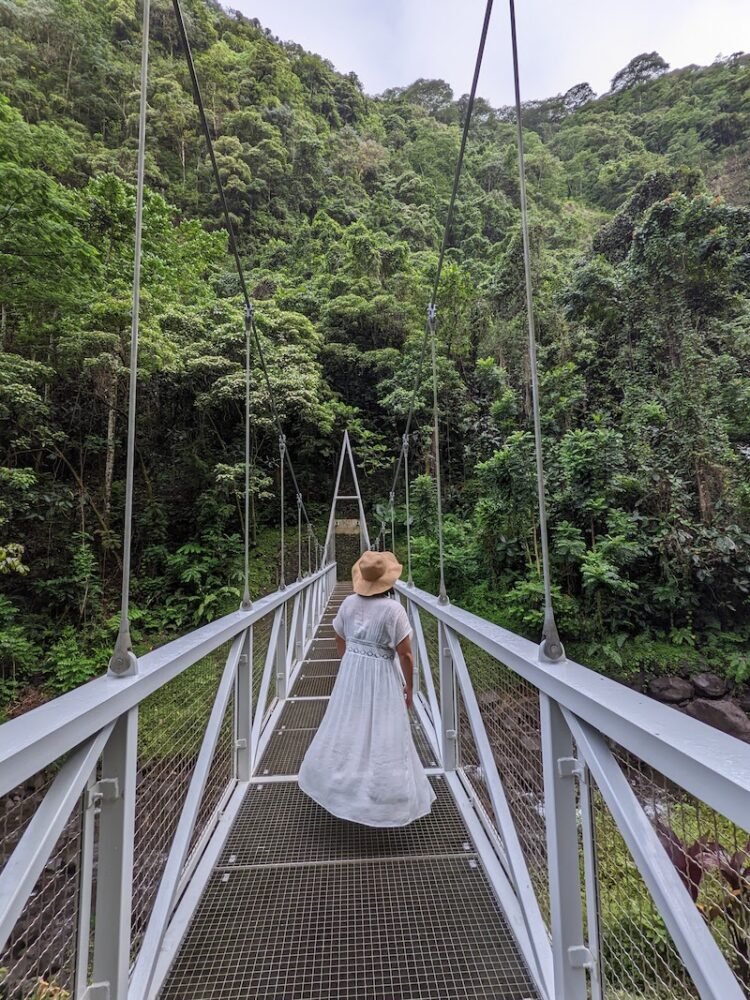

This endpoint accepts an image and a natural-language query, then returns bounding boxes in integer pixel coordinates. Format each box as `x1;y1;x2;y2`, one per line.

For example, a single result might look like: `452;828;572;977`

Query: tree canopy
2;0;750;704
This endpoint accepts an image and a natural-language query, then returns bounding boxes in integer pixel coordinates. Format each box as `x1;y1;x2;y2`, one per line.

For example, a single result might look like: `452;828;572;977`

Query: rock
692;672;727;699
625;671;648;693
648;676;694;703
738;690;750;714
676;660;695;680
685;699;750;742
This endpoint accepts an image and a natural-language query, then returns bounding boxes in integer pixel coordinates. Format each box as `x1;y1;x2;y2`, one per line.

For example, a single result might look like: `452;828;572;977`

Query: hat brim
352;553;403;596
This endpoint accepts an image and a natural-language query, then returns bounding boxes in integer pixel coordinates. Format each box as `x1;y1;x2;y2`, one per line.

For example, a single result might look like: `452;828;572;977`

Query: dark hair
363;587;395;599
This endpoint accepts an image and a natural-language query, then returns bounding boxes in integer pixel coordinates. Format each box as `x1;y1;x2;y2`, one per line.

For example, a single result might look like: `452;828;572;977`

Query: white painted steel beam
251;606;283;766
0;568;329;797
129;633;244;998
566;710;744;1000
93;710;138;1000
0;725;113;954
445;771;551;1000
540;696;588;1000
143;781;249;1000
445;628;553;999
396;581;750;830
407;603;442;755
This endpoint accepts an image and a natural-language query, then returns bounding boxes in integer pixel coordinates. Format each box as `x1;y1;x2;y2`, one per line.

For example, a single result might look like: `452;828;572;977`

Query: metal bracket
87;778;119;810
568;945;594;969
446;729;457;740
235;739;247;750
557;756;584;780
108;647;138;678
81;984;110;1000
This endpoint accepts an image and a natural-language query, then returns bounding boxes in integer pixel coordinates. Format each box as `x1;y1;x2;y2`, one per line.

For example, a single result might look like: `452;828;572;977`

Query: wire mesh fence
130;638;235;960
186;686;235;868
0;580;324;998
591;743;750;999
251;613;274;711
416;611;442;712
456;634;550;929
0;763;82;999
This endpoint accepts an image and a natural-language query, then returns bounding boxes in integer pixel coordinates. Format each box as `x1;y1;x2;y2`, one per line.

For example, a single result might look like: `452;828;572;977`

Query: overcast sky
229;0;750;105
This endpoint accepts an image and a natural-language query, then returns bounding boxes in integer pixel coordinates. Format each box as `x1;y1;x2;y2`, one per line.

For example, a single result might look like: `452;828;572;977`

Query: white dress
298;594;436;827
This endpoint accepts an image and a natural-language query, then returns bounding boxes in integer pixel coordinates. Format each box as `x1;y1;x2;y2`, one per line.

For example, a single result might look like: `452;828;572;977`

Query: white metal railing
397;580;750;1000
0;563;336;1000
2;562;749;1000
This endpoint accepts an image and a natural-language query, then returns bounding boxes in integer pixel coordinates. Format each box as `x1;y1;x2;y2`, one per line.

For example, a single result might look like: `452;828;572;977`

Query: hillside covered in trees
2;0;750;706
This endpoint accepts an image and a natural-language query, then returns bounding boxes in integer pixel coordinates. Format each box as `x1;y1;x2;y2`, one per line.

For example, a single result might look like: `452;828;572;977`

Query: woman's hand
404;685;413;710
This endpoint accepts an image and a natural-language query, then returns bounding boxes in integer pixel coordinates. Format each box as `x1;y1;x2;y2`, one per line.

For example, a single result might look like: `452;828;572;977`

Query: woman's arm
396;635;414;709
335;632;346;658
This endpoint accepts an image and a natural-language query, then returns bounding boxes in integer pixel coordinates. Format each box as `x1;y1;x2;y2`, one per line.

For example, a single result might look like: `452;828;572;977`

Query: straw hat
352;550;403;596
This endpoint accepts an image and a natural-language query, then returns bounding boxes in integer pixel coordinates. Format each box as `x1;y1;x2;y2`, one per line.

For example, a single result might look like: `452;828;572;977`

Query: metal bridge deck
158;585;538;1000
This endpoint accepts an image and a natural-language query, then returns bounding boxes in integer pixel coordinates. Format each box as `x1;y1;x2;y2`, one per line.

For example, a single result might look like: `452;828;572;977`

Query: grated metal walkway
158;585;539;1000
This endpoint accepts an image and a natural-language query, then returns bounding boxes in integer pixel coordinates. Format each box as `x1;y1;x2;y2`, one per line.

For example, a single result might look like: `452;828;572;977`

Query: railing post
407;600;421;699
92;709;138;1000
295;593;304;663
580;762;603;1000
540;694;589;1000
276;599;288;700
438;621;458;770
76;771;97;997
235;626;253;782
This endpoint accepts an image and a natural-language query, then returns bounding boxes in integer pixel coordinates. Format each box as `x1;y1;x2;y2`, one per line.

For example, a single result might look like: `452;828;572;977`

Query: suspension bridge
1;0;750;998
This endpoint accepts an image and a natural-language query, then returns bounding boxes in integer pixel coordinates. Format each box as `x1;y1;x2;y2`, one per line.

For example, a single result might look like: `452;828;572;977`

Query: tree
611;52;670;93
562;82;596;113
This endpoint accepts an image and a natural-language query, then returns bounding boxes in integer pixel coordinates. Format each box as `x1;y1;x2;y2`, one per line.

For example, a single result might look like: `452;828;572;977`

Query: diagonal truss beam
323;431;370;563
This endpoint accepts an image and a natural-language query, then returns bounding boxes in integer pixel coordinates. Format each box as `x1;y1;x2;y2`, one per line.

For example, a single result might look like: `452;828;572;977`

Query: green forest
2;0;750;710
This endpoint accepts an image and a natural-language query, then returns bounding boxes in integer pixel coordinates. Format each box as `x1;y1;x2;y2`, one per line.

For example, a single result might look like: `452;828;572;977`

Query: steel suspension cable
428;305;449;603
389;490;395;553
279;434;286;590
296;493;303;581
403;434;414;586
384;1;494;601
171;0;322;560
109;0;150;677
388;0;494;502
241;306;253;609
508;0;564;661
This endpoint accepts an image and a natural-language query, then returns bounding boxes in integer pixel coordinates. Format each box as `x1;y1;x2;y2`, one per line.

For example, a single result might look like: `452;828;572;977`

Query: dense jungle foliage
2;0;750;707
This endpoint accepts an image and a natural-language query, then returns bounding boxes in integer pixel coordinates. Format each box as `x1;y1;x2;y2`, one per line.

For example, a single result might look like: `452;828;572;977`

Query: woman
298;550;436;827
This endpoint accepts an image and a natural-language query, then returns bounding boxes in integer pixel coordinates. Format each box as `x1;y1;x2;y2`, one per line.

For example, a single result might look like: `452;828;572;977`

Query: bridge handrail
0;565;332;798
396;582;750;839
399;580;750;1000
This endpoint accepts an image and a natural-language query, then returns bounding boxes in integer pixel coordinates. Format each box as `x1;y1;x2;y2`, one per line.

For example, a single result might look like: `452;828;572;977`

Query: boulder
738;690;750;714
692;672;727;699
685;699;750;742
648;676;694;703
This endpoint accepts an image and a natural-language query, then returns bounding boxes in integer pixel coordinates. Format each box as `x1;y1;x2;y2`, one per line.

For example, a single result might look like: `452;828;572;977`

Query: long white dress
298;594;436;827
